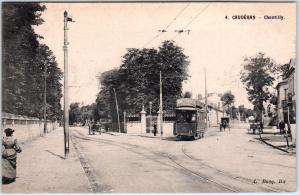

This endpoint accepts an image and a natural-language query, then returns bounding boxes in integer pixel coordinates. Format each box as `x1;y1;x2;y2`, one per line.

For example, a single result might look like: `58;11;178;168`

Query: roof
176;98;204;109
276;79;288;89
175;107;204;111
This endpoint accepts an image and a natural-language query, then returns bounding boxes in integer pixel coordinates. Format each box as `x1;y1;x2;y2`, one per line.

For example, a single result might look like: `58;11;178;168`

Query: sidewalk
259;128;296;154
2;127;91;193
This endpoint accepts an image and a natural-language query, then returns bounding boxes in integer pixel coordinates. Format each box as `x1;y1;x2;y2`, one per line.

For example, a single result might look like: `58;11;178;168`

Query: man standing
279;120;285;134
153;124;157;136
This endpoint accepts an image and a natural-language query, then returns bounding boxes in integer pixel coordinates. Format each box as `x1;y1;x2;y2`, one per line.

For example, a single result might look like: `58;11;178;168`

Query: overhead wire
172;3;210;40
142;3;190;48
165;3;190;30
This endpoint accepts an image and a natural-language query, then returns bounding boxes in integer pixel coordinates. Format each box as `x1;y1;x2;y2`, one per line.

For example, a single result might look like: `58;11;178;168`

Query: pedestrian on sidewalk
2;128;22;184
279;120;285;134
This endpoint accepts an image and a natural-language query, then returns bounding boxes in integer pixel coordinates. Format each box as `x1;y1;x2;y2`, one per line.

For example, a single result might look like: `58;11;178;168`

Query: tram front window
176;111;196;123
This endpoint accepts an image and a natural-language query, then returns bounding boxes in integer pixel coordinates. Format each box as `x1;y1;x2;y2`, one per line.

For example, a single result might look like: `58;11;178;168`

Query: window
176;111;196;123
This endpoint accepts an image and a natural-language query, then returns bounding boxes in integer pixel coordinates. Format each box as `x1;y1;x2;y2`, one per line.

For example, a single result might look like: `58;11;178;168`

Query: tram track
70;129;266;193
180;142;282;192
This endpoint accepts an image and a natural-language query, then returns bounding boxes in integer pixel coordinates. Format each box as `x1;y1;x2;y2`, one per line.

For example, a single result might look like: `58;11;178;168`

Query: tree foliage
2;3;63;120
221;91;235;107
96;40;189;121
69;103;81;125
69;103;98;125
220;91;235;118
240;53;276;115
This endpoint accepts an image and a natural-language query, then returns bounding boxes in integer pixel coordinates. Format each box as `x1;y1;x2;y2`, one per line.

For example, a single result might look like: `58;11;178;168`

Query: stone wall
2;113;59;143
126;122;142;135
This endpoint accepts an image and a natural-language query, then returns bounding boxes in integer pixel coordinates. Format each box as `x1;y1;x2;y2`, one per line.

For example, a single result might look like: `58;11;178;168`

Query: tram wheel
194;133;200;140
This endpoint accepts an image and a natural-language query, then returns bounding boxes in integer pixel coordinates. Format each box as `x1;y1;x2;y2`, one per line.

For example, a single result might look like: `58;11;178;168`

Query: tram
173;98;207;139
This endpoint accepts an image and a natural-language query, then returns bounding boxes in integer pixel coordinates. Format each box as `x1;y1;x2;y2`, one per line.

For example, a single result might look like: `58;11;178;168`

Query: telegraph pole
63;11;71;158
149;102;152;134
123;111;126;133
43;62;47;135
159;71;163;136
113;88;121;133
204;68;208;128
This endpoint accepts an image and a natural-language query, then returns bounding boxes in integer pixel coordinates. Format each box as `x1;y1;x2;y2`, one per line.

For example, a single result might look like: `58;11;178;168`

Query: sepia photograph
1;1;297;193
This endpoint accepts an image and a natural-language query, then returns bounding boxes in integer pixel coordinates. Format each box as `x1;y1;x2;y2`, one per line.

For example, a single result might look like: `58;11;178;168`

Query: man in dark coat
153;124;157;136
279;120;285;134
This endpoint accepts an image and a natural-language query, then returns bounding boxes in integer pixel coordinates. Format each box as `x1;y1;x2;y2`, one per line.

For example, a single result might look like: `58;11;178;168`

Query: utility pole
159;71;163;137
149;101;152;134
123;111;126;133
43;62;47;135
63;11;73;158
113;88;121;133
204;68;208;129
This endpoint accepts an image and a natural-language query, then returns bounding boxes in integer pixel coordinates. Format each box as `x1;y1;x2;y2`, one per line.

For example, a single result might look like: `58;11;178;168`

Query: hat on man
4;128;14;134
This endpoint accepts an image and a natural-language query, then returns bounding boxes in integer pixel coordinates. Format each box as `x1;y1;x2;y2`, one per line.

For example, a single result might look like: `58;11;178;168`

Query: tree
237;105;247;121
2;3;63;120
96;40;189;122
220;91;235;118
69;103;81;125
221;91;235;107
29;44;63;120
240;53;276;119
2;3;45;115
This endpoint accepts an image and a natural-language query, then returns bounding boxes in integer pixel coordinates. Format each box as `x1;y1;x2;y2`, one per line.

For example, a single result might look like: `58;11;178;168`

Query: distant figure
88;121;92;135
153;124;157;136
279;120;285;134
2;128;22;184
92;123;96;135
220;120;227;132
259;121;264;133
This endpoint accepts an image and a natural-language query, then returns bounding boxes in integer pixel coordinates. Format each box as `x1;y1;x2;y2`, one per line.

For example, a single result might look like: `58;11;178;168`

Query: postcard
1;1;296;193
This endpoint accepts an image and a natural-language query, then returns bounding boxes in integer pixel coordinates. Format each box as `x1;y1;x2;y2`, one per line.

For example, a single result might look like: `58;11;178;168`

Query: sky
35;2;296;108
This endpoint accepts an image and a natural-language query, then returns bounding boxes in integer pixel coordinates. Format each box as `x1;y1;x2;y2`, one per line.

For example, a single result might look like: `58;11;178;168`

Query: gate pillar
140;106;146;134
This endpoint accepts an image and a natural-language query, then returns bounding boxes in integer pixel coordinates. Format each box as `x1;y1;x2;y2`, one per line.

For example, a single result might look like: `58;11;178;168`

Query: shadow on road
45;150;65;160
163;137;196;142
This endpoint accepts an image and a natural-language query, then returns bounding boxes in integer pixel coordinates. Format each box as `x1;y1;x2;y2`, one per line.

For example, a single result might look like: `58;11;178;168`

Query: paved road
71;126;296;193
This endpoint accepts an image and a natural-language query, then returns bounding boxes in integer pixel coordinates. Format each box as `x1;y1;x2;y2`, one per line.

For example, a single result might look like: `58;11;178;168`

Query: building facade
276;59;296;124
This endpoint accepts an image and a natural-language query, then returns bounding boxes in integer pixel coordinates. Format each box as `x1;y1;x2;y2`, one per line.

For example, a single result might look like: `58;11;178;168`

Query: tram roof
176;98;204;109
175;107;205;111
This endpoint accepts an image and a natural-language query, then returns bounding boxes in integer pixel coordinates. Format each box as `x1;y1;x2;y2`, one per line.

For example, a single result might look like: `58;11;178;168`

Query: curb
259;133;289;153
139;135;162;139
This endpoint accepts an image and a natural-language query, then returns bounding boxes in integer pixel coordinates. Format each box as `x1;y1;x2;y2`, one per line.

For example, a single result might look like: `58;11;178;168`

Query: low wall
2;113;59;143
126;121;174;137
290;124;296;146
162;122;174;137
126;122;142;135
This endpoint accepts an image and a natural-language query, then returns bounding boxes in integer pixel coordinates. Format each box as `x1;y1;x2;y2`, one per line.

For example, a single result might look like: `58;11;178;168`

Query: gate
146;115;157;134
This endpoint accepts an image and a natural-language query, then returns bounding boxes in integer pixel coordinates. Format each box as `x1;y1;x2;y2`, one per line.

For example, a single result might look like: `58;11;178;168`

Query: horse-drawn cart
220;117;230;131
